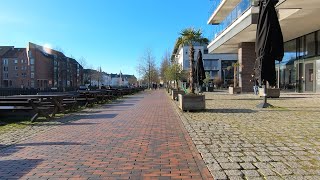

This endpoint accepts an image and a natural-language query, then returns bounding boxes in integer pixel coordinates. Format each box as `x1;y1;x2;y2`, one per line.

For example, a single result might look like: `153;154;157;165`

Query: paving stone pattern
0;90;212;179
180;92;320;180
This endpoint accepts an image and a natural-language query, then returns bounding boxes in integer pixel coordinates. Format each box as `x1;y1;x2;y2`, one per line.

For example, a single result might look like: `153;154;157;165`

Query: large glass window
318;31;320;55
283;40;296;63
297;36;306;59
305;32;316;57
203;59;219;70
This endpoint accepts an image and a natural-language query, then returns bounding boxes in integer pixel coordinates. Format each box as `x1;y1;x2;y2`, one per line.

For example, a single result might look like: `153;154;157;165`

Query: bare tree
77;56;87;69
54;46;65;54
136;48;159;88
160;50;171;84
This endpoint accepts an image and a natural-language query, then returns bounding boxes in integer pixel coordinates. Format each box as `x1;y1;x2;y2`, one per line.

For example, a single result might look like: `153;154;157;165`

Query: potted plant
228;61;242;94
165;61;186;100
175;28;208;111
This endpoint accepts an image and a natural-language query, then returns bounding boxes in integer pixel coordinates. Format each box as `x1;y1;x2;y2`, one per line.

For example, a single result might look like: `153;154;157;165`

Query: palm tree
176;28;209;94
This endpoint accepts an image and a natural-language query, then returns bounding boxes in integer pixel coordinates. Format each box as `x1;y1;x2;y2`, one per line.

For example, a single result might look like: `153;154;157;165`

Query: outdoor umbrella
195;50;206;87
254;0;284;87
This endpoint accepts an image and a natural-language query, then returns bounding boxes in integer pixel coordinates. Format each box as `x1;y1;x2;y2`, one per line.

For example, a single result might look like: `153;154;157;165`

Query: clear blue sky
0;0;213;78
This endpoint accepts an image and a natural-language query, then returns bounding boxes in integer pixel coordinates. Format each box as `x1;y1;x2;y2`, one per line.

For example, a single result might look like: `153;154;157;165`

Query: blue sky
0;0;213;77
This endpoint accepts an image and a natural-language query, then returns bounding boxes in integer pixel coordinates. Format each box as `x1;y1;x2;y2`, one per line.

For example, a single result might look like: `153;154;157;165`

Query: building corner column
238;42;256;92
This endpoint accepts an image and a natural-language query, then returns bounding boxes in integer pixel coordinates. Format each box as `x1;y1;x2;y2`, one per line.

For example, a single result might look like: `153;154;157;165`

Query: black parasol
195;50;206;87
254;0;284;87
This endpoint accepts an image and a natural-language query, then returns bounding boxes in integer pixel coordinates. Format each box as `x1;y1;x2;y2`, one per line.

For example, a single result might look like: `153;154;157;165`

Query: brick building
0;43;83;90
0;47;30;88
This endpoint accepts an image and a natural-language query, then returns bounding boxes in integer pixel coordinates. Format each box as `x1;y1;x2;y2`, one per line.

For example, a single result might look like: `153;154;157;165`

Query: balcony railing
212;0;253;40
208;0;223;19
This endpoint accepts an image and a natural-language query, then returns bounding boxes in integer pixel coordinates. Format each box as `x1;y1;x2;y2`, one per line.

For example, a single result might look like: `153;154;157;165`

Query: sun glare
43;43;52;54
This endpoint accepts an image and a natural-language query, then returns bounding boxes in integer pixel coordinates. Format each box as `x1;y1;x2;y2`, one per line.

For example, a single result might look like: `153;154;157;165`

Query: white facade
175;45;237;79
102;73;129;87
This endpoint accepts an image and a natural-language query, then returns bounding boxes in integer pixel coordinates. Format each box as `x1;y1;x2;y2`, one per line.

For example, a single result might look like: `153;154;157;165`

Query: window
14;59;18;64
3;66;8;71
203;59;219;70
318;31;320;55
15;66;18;70
30;65;34;72
21;59;24;63
283;40;297;63
31;72;34;78
4;73;8;79
30;58;35;65
16;73;19;77
31;80;35;88
28;50;32;57
204;49;208;54
297;36;306;59
3;59;8;65
305;32;316;57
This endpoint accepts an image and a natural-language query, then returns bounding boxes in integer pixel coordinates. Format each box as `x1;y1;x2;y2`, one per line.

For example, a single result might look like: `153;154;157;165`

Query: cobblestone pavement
179;91;320;180
0;90;212;179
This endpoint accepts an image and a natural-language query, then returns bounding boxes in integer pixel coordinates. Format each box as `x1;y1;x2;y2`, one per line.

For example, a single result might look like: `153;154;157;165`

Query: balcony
207;0;258;53
212;0;253;39
208;0;242;24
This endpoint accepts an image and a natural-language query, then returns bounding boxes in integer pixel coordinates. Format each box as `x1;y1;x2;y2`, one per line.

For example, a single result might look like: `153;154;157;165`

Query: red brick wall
28;45;54;89
239;42;256;92
1;49;31;88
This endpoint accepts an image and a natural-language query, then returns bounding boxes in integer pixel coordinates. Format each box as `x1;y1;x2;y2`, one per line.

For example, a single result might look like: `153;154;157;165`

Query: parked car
79;85;89;91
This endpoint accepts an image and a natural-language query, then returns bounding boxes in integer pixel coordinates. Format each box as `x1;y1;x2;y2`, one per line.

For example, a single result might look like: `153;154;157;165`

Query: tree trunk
189;45;195;94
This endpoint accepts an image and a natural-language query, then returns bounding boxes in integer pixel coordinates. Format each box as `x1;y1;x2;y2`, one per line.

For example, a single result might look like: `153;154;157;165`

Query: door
305;63;314;92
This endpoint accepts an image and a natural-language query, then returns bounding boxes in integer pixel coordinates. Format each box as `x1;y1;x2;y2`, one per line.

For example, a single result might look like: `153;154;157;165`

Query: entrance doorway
305;63;314;92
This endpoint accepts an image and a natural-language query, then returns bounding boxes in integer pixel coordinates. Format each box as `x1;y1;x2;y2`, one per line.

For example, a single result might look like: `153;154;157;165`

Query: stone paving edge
168;92;214;180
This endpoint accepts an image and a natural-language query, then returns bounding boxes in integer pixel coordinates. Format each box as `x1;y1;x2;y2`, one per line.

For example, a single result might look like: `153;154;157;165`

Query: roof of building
0;46;14;57
1;48;26;58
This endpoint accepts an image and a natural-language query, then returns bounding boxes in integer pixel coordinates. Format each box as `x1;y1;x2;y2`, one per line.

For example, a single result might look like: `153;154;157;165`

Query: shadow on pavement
107;103;135;107
16;141;88;146
205;109;257;113
0;145;23;156
80;113;118;119
0;141;89;156
0;159;42;179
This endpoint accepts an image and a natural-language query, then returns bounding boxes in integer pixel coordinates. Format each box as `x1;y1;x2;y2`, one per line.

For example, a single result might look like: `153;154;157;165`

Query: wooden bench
0;98;53;122
76;91;97;107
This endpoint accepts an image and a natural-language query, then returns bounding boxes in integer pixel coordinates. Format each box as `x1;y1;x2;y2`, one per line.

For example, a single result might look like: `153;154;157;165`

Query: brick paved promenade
0;90;212;180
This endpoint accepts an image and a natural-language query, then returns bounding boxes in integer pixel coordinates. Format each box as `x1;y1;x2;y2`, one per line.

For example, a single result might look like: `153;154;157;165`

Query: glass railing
212;0;253;40
208;0;223;19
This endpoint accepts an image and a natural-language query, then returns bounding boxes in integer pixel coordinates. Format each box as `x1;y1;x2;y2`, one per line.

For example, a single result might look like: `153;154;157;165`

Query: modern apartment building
0;42;83;90
207;0;320;92
172;43;237;84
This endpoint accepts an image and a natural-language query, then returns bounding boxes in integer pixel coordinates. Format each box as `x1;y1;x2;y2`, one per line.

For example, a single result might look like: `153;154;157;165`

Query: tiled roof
0;46;14;56
2;48;26;58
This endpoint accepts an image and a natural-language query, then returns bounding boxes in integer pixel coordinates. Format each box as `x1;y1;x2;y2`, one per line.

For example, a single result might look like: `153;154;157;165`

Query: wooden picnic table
10;94;77;117
0;96;51;121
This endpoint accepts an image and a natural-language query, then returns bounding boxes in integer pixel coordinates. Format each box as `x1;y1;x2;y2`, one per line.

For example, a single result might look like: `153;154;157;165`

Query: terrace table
10;94;77;116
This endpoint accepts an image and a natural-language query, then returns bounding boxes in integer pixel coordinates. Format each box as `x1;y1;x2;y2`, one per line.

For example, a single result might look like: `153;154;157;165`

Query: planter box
178;94;205;111
172;90;185;101
229;87;241;94
259;88;280;98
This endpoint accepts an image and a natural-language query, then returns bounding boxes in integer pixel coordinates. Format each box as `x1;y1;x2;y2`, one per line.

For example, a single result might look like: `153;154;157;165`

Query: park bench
76;91;97;107
0;97;53;122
